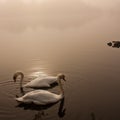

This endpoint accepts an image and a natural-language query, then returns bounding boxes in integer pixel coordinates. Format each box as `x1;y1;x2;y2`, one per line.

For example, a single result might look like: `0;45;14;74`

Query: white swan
13;72;66;88
15;78;65;105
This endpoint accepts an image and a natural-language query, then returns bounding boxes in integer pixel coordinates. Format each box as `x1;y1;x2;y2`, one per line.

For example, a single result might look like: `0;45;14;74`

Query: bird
15;77;65;105
13;72;66;88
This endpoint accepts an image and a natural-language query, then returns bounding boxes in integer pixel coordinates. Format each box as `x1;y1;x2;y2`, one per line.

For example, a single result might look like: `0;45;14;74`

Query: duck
107;41;120;48
13;72;66;88
15;76;65;105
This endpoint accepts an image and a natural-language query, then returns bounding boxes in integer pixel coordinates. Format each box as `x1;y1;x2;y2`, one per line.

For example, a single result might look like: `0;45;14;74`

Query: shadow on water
16;97;66;120
90;112;96;120
107;41;120;48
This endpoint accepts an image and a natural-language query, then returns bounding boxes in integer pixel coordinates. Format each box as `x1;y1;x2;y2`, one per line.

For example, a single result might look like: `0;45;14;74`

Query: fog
0;0;120;65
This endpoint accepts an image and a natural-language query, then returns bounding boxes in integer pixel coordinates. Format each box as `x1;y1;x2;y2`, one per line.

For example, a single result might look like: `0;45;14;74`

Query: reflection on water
58;97;66;118
29;72;48;80
33;111;47;120
16;97;66;120
90;112;96;120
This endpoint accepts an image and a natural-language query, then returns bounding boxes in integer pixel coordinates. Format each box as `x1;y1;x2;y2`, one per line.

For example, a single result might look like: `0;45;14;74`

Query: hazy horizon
0;0;120;60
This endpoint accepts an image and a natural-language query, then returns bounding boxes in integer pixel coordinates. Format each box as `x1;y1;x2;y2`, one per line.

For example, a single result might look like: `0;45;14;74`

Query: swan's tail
23;84;30;88
58;94;64;101
15;97;23;102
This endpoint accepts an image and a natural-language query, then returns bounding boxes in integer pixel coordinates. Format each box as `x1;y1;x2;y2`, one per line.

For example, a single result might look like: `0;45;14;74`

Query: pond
0;1;120;120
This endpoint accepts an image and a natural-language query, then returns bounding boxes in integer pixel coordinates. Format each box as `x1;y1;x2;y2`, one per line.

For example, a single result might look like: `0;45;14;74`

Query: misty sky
0;0;120;70
0;0;120;53
0;0;120;32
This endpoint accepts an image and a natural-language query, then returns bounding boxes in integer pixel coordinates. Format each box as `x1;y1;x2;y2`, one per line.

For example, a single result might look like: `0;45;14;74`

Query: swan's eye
16;75;23;81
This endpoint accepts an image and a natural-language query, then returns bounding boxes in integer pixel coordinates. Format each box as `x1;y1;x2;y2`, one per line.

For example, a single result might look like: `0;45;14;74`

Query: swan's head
57;74;66;81
13;72;24;82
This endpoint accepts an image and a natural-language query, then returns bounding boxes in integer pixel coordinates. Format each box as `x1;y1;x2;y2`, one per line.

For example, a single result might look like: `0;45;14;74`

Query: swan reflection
33;111;47;120
16;97;66;120
58;97;66;118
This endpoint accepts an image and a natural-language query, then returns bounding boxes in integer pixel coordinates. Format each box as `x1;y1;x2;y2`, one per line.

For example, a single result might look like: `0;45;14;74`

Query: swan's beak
63;78;66;81
14;79;16;83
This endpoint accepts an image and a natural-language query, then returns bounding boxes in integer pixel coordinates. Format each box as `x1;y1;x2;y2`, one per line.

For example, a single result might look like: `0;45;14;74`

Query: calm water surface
0;1;120;120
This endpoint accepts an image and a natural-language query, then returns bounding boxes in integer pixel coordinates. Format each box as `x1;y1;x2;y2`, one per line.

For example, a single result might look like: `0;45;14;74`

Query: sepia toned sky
0;0;120;60
0;0;120;71
0;0;119;32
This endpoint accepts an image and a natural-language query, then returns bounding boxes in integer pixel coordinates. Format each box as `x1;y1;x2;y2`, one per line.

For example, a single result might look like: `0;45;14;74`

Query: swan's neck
58;79;64;96
20;79;23;88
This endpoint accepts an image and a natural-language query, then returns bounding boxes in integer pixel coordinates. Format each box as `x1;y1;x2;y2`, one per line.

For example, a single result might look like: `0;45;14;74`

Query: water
0;0;120;120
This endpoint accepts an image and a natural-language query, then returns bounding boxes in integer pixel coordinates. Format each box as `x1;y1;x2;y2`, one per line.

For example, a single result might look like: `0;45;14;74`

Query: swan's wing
24;78;49;87
46;76;57;84
33;76;57;84
24;77;57;88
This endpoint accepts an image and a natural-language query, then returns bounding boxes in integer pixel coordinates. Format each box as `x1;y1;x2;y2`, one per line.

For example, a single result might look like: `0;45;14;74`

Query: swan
13;72;66;88
15;77;65;105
